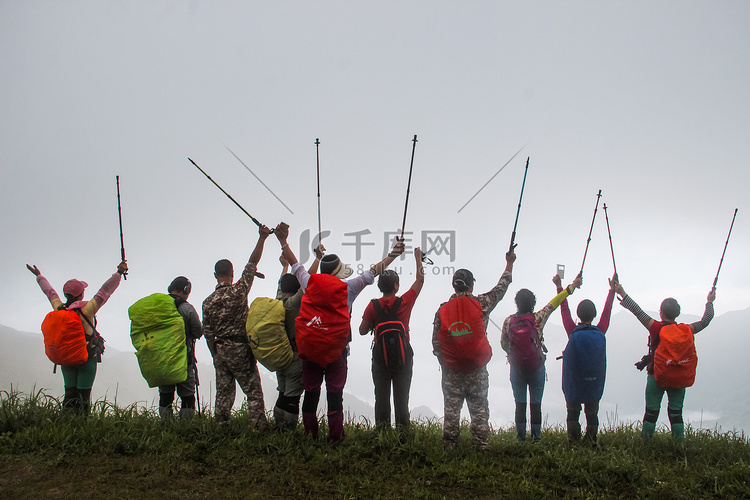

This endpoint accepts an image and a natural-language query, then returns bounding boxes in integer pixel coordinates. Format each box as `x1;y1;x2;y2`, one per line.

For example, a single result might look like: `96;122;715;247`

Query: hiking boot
584;429;598;447
159;406;173;422
179;408;195;421
567;420;582;444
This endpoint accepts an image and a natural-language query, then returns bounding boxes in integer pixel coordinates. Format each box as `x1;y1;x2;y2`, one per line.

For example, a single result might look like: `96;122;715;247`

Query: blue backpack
562;324;606;403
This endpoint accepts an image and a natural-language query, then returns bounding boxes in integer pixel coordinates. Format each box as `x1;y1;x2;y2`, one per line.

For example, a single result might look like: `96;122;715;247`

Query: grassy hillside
1;390;748;499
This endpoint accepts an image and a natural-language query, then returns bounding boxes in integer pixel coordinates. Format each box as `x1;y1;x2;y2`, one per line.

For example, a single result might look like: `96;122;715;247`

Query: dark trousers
372;358;413;428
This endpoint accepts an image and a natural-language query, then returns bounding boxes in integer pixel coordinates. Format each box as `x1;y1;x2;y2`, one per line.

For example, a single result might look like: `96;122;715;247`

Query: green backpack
129;293;187;388
246;297;293;372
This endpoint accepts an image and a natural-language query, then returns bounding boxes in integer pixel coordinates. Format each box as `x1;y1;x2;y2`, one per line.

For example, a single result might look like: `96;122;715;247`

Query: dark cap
452;269;475;291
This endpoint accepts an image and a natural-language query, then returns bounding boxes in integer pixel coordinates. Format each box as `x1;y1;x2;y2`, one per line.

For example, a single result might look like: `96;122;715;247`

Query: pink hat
63;279;88;297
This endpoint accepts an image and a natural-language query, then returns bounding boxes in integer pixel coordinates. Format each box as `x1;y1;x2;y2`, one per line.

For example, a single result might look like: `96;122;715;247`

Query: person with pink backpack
501;274;581;442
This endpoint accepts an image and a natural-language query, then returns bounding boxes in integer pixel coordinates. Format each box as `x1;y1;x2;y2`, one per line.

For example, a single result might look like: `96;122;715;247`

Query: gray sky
2;1;748;423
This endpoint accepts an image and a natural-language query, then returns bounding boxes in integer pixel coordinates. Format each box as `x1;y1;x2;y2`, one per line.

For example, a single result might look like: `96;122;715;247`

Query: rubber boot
273;405;285;429
78;388;92;417
282;410;298;430
302;412;319;439
515;402;527;442
516;423;527;442
327;410;345;443
179;408;195;421
584;427;598;447
567;420;582;443
159;406;173;422
63;387;79;414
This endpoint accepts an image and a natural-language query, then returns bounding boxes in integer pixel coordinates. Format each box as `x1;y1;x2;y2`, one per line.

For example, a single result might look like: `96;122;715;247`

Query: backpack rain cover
295;274;350;368
562;324;606;403
129;293;187;388
246;297;294;372
437;296;492;373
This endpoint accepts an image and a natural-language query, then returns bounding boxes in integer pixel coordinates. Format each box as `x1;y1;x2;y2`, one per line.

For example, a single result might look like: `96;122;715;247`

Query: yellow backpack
246;297;294;372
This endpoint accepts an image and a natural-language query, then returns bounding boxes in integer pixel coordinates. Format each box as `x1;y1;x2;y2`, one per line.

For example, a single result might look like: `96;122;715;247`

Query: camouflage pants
213;340;267;429
441;365;490;450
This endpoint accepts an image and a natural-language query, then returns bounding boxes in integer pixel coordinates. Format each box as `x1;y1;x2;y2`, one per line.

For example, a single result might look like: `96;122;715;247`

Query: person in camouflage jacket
203;225;271;428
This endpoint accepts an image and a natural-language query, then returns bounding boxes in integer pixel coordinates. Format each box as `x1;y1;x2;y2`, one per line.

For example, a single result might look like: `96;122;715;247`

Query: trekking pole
315;138;322;243
712;208;738;292
116;175;127;280
578;189;603;277
603;203;617;276
187;157;272;231
399;135;418;241
509;157;530;253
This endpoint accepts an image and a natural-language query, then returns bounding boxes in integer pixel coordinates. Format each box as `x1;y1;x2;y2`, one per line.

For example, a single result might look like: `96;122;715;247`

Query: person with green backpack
159;276;203;420
614;281;715;441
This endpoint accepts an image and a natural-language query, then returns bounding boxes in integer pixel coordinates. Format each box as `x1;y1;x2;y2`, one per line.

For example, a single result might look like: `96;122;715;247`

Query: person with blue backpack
553;273;617;445
501;274;581;442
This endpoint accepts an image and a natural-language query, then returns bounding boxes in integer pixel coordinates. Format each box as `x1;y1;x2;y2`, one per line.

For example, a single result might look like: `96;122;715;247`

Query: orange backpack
437;296;492;373
653;323;697;388
41;309;89;366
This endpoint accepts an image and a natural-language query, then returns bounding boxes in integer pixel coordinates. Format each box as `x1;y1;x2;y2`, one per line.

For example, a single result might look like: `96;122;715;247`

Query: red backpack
41;309;89;366
507;313;545;373
654;323;697;388
437;296;492;373
295;273;350;368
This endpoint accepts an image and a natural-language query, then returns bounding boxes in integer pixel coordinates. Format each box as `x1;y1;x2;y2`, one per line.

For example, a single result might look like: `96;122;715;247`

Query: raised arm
536;274;582;329
27;264;63;309
370;239;406;277
308;244;324;274
596;274;618;333
616;282;655;330
410;247;425;296
275;223;299;267
553;273;575;335
690;289;716;334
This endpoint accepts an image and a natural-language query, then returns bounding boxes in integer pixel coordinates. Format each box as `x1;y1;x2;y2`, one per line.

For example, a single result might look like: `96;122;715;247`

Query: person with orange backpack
432;250;516;451
27;260;128;415
358;247;425;430
275;223;404;442
501;273;582;442
614;282;715;441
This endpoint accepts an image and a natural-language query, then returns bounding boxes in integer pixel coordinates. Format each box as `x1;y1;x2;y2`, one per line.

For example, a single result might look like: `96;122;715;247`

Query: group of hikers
28;222;718;448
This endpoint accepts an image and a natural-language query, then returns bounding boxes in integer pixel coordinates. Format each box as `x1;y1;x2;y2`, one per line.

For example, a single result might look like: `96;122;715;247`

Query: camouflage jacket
202;260;257;342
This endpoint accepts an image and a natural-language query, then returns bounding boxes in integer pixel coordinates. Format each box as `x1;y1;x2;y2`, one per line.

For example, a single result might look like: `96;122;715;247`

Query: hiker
157;276;203;421
501;273;582;442
432;250;516;451
202;225;272;428
272;248;322;430
27;260;128;415
275;222;405;442
614;281;715;441
359;246;425;429
553;273;617;445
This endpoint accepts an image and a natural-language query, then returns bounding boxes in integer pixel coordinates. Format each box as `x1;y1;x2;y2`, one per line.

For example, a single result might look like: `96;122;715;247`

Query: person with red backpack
614;282;715;442
275;223;404;442
553;273;617;445
27;260;128;415
358;247;425;429
501;274;582;442
431;250;516;451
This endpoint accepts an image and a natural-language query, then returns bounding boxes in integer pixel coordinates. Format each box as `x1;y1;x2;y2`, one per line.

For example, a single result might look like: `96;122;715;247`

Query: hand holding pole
116;175;128;280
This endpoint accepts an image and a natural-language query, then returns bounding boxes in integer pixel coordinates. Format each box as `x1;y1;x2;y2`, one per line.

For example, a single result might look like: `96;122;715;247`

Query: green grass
1;389;749;499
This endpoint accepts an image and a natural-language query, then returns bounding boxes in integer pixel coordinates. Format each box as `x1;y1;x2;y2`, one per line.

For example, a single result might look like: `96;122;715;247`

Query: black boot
567;420;582;443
